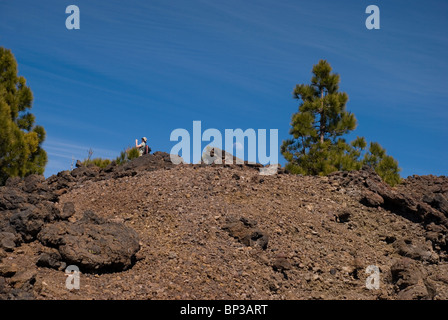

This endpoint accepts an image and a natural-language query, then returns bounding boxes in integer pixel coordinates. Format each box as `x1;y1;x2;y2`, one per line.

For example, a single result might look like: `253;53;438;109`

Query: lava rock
393;239;438;263
22;175;46;194
38;210;140;272
390;258;435;300
222;217;269;250
0;232;19;252
423;193;448;216
10;207;46;242
335;210;351;223
4;177;23;189
0;188;26;211
272;254;292;273
59;202;76;220
361;190;384;207
71;166;98;179
36;249;66;270
0;263;18;277
10;270;37;290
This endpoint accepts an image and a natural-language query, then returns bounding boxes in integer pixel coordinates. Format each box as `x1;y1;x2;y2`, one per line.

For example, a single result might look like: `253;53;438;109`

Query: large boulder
0;188;26;211
329;167;448;257
22;175;47;194
390;258;436;300
423;193;448;216
8;200;60;243
10;207;46;242
393;239;438;263
0;232;20;252
38;211;140;272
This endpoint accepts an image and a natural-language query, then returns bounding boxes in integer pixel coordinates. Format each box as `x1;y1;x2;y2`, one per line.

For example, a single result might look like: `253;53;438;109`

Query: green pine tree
282;60;401;186
0;47;47;185
363;142;401;186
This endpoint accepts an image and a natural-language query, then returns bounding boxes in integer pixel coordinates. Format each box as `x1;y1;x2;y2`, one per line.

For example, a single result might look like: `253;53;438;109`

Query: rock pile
0;152;159;298
328;166;448;257
0;153;447;300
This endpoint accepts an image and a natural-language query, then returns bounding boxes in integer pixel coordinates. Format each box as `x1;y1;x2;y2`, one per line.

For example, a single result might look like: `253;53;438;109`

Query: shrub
79;146;142;169
82;158;111;169
127;147;140;161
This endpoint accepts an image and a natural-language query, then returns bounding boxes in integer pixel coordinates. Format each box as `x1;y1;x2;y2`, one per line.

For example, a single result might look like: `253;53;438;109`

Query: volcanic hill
0;152;447;300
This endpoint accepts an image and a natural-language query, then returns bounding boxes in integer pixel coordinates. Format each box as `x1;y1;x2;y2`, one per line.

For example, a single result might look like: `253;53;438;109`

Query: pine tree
0;47;47;185
363;142;401;186
282;60;401;186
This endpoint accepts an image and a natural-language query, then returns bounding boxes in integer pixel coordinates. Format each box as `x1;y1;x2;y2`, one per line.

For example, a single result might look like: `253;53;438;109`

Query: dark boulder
4;177;23;189
423;193;448;216
75;160;83;168
0;188;26;211
0;232;19;252
10;207;46;242
390;258;436;300
58;202;76;220
36;249;66;270
38;211;140;272
393;239;438;263
222;216;269;250
361;190;384;207
71;166;99;179
335;210;351;223
22;175;46;194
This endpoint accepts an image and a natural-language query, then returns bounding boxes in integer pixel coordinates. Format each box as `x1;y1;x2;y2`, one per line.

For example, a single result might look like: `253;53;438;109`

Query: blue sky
0;0;447;178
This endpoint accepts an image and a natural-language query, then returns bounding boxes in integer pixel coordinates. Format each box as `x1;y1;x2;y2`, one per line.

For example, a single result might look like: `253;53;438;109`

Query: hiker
135;137;147;156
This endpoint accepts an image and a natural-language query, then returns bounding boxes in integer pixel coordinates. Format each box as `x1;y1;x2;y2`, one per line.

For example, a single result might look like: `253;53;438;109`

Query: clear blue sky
1;0;447;178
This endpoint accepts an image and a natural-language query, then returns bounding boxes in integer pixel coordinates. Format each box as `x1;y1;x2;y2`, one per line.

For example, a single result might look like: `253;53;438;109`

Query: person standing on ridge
135;137;147;156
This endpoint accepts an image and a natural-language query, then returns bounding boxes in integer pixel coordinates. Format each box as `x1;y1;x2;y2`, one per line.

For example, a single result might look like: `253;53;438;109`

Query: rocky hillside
0;152;447;300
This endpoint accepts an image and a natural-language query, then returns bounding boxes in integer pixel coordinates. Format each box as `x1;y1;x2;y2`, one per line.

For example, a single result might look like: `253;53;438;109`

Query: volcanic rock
38;210;140;272
0;152;447;300
222;216;269;250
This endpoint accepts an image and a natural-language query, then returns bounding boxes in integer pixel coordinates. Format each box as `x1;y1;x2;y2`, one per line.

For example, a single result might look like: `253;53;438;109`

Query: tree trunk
319;89;325;144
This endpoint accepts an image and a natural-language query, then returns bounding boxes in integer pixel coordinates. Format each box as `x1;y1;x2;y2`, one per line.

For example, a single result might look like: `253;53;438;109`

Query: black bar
0;300;445;319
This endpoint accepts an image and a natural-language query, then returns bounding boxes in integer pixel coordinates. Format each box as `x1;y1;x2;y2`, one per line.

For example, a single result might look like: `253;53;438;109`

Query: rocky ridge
0;152;447;300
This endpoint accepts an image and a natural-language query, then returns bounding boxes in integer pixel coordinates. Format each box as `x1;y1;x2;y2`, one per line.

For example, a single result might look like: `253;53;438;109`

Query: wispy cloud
42;138;119;177
44;139;116;161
